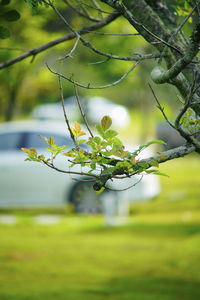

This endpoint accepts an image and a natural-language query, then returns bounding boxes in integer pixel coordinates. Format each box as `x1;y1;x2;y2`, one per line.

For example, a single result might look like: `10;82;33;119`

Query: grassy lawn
0;154;199;300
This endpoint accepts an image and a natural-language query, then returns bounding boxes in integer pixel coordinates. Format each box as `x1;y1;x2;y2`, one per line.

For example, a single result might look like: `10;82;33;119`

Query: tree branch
0;12;120;70
49;1;161;63
101;0;183;54
151;24;200;84
46;61;140;89
93;143;196;190
58;76;78;148
63;0;101;22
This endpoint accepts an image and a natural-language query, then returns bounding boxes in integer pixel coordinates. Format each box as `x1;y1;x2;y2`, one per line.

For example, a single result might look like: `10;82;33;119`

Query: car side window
26;132;74;149
0;132;24;151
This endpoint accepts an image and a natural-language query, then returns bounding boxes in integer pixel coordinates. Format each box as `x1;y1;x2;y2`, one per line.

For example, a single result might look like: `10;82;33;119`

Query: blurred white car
0;120;160;212
32;96;130;129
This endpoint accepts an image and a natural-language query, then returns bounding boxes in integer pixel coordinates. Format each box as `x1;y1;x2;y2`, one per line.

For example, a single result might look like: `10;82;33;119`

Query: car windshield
0;132;24;150
0;129;88;152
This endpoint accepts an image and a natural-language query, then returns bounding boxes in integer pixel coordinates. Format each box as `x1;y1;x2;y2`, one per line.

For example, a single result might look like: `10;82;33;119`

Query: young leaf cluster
21;116;168;191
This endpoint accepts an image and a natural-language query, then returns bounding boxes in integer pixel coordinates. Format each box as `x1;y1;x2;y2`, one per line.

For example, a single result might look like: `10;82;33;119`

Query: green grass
0;154;199;300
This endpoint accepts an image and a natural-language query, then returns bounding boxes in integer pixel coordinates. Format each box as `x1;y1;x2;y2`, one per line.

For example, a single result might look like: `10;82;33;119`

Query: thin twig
83;30;140;36
50;0;161;66
48;0;80;38
63;0;100;22
43;160;98;178
47;61;140;90
86;57;110;65
80;1;115;14
73;84;94;138
101;0;183;55
148;83;176;129
105;175;143;191
49;1;159;63
173;75;200;151
91;0;104;19
175;75;197;128
59;36;80;60
80;37;161;61
71;177;96;182
58;76;78;148
158;3;198;63
0;11;120;70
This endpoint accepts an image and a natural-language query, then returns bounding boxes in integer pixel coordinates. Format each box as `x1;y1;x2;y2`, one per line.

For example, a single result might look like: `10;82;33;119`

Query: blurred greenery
0;154;199;300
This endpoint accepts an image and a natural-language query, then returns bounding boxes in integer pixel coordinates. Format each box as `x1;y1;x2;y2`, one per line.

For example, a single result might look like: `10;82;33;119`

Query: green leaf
101;167;117;176
184;0;190;10
152;171;169;177
93;136;102;144
116;161;131;169
134;139;166;155
77;139;87;145
104;129;118;139
48;136;54;146
112;137;123;147
38;155;45;160
40;135;48;144
149;160;159;168
95;187;105;195
146;140;166;146
101;115;112;131
0;0;11;6
138;162;149;169
63;150;76;157
71;122;86;137
103;150;113;156
0;26;10;39
90;162;96;170
46;148;57;155
2;10;20;22
95;124;105;137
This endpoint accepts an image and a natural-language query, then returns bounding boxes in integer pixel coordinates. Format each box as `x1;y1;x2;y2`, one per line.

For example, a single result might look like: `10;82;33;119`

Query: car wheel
69;181;103;213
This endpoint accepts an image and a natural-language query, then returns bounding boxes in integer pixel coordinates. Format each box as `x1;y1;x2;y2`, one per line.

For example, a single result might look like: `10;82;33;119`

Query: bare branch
46;61;140;90
63;0;101;22
101;0;182;55
58;76;78;148
173;77;200;151
86;57;110;65
73;84;94;138
91;0;104;18
59;36;80;60
148;83;176;129
83;30;140;36
48;0;160;63
152;23;200;84
158;4;197;63
0;12;120;70
140;144;196;165
43;160;98;178
105;175;143;192
80;1;115;14
80;38;161;61
150;81;200;152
